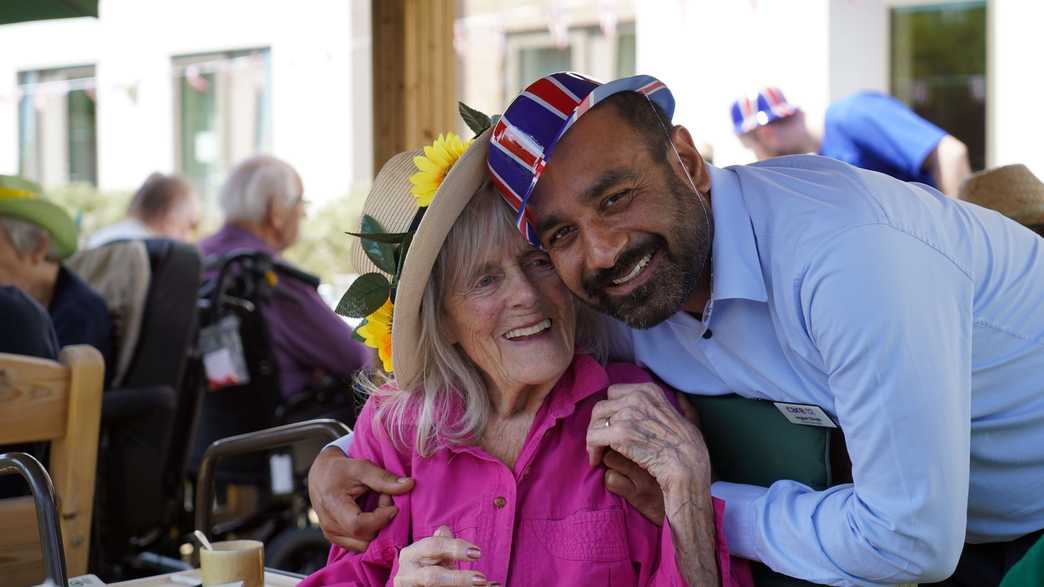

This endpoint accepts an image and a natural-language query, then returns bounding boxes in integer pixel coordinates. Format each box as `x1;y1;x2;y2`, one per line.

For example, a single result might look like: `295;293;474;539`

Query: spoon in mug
193;530;214;551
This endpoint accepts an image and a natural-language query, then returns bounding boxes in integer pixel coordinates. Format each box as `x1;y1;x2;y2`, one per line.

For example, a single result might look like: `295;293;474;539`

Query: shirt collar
441;354;609;457
706;164;768;303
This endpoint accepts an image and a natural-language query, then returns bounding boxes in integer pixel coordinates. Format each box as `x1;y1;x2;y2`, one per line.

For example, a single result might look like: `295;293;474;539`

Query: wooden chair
0;345;104;585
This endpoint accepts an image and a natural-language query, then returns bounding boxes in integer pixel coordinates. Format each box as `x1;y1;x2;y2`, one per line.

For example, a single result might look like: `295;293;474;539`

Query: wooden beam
372;0;457;173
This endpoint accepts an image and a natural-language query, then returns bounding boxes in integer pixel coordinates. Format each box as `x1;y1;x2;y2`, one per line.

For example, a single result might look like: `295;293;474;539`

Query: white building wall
634;0;1044;177
637;0;834;167
0;0;371;202
989;0;1044;176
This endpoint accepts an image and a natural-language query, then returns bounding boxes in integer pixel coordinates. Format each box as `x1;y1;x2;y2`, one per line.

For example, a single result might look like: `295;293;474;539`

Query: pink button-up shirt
300;355;752;586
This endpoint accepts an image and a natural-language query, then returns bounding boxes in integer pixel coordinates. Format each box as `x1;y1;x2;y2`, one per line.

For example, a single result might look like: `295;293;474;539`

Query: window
890;1;987;170
18;65;98;187
506;22;636;98
174;48;272;198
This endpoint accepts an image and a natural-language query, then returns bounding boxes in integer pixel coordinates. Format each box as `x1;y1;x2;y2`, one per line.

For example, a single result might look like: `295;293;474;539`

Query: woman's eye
476;275;495;288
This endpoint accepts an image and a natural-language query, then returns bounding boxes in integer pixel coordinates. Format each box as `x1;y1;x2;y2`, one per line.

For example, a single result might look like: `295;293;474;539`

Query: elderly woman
300;131;750;587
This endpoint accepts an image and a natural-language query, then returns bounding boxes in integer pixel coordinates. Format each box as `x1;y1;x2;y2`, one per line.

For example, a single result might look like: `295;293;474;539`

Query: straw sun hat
958;164;1044;227
339;118;493;389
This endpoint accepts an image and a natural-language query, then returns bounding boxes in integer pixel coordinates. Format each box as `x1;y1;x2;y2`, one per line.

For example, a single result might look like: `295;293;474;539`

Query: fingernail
387;508;397;519
472;574;487;585
397;477;410;484
467;547;482;559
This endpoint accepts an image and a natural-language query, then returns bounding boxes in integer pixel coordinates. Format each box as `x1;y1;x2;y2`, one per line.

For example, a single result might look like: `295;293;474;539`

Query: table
108;568;301;586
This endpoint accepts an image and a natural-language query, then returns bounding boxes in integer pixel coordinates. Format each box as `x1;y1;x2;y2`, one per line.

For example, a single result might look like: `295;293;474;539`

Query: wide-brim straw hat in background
958;164;1044;227
350;129;491;388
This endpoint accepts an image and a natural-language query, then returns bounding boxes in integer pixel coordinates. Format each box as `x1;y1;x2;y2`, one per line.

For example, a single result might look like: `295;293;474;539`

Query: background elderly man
87;172;200;248
731;87;972;196
199;155;369;400
0;175;113;374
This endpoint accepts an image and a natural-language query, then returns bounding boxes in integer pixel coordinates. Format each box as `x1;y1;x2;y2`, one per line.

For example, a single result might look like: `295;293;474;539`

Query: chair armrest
101;385;177;424
194;419;351;535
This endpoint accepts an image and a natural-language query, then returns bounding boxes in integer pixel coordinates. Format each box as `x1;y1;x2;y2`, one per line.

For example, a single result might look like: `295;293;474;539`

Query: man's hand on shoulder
308;446;415;552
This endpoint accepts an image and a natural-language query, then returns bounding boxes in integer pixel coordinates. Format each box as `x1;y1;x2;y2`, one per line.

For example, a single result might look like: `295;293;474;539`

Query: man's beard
580;172;711;329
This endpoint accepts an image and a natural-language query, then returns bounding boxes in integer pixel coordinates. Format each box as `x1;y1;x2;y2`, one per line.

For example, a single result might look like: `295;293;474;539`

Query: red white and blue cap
729;87;798;135
488;72;675;247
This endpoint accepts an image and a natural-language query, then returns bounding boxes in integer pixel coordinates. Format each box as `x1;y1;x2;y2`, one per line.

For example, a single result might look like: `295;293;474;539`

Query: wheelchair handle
194;418;351;535
0;452;68;586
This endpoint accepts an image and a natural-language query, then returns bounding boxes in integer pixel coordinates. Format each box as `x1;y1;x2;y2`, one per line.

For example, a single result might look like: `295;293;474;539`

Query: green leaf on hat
390;233;413;290
336;272;391;318
344;230;412;244
359;214;398;273
459;102;496;137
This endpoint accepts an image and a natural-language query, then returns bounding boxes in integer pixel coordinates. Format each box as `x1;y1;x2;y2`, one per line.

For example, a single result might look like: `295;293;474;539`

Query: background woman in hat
299;127;751;586
0;174;113;374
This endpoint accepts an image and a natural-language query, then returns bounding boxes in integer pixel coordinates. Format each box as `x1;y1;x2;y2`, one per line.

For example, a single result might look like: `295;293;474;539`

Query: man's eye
603;190;631;210
547;226;575;247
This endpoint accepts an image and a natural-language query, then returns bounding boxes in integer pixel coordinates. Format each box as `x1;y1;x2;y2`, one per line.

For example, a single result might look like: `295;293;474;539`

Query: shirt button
493;496;507;509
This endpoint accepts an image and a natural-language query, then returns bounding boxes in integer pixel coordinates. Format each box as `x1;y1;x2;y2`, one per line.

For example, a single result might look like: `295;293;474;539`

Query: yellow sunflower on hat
409;133;471;207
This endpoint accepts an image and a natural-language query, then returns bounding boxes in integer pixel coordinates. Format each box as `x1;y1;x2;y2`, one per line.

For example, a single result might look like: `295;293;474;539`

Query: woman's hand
393;526;492;587
307;447;415;552
586;382;712;495
586;384;720;586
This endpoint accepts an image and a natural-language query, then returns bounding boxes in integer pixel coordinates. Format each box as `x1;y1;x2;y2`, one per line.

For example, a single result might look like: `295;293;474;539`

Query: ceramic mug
199;539;264;587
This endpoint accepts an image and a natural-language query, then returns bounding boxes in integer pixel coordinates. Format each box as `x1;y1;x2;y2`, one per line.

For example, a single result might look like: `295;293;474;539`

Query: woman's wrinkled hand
586;382;712;497
393;526;493;587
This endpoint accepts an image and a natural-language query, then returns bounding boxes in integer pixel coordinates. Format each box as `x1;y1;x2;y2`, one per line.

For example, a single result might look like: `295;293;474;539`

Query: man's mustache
581;236;665;298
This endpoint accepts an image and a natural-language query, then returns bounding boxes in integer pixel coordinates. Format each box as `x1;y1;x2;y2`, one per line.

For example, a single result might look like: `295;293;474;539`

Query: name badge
773;402;838;428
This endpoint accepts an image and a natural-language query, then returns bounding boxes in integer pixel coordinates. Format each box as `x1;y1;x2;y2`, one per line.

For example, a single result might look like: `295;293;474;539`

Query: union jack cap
729;87;798;135
488;72;676;247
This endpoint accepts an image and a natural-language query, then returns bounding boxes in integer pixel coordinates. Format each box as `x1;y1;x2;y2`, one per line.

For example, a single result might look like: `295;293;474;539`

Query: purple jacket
199;223;371;398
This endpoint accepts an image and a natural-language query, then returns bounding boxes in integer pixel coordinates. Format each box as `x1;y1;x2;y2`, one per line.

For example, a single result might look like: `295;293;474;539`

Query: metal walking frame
0;452;68;586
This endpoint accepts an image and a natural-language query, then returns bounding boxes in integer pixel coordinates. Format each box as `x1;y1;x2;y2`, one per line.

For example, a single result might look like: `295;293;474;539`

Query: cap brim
0;198;78;259
391;128;492;388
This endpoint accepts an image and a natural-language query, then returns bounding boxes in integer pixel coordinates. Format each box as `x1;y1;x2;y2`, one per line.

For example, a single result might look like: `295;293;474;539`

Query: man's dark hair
596;91;673;165
128;173;192;222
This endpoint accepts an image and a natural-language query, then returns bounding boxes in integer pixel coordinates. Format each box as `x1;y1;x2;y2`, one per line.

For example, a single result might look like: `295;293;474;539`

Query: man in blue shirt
730;87;972;197
308;74;1043;585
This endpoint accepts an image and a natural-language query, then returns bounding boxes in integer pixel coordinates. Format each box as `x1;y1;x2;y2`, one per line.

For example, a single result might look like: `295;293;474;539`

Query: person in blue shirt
730;86;972;197
307;74;1042;585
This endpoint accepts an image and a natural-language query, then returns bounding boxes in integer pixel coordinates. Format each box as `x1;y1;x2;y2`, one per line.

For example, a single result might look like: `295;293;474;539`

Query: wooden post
372;0;457;173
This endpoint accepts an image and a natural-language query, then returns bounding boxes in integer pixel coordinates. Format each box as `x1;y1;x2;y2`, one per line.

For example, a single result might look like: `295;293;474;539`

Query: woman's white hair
0;216;60;261
218;155;301;222
357;183;606;456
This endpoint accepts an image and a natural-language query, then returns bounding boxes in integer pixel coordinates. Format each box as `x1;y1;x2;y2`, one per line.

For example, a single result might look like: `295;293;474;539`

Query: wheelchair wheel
265;526;330;574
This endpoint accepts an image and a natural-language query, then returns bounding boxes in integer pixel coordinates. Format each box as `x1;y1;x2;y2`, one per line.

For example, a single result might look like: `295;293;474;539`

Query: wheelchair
186;249;361;573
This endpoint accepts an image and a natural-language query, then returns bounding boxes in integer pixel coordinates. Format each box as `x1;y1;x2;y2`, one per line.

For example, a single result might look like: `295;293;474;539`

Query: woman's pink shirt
300;355;753;586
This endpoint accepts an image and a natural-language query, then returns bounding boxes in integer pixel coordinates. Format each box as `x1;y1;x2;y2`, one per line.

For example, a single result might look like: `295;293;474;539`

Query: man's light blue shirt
607;155;1044;585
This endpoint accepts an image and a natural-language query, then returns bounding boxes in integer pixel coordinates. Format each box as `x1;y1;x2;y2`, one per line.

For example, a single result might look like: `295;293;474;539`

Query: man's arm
308;406;414;552
925;134;972;197
713;222;973;584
